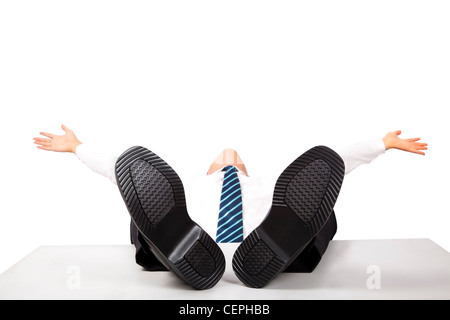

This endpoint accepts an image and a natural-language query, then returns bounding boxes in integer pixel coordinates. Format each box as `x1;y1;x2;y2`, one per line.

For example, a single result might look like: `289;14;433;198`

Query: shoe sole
115;146;225;290
232;146;345;288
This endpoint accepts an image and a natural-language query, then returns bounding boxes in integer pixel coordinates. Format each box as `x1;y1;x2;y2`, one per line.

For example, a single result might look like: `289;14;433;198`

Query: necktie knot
223;165;237;173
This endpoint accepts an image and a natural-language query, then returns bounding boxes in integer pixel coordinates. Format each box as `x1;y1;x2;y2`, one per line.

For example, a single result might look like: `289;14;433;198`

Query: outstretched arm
382;130;428;155
34;125;118;184
339;130;428;175
33;124;82;153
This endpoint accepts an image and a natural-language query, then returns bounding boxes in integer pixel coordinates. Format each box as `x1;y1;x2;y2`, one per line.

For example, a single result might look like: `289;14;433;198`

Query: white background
0;1;449;274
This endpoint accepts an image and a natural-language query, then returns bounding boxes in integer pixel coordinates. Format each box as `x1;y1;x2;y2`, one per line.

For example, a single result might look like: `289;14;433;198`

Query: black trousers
130;210;337;273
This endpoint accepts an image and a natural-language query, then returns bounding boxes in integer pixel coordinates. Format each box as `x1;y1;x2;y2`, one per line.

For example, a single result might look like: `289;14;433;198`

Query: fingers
39;132;55;139
33;138;52;147
34;141;50;147
394;130;402;136
33;137;50;144
61;124;71;133
33;136;55;150
39;124;70;138
411;142;428;155
37;145;52;151
400;134;429;155
409;141;428;149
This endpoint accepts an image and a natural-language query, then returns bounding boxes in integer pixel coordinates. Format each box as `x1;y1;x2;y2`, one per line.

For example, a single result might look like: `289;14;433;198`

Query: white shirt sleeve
75;144;118;185
337;139;386;175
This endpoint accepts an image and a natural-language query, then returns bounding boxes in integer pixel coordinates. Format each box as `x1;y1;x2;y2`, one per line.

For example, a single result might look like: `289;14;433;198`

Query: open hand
383;130;428;155
33;124;82;153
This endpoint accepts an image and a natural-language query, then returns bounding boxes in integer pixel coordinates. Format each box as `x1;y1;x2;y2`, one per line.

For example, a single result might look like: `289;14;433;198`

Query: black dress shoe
232;146;345;288
115;146;225;290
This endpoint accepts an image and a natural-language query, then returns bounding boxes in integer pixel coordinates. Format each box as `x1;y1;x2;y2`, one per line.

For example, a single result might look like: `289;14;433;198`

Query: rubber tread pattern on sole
285;159;331;224
175;231;225;289
233;232;284;288
273;146;344;240
130;159;175;226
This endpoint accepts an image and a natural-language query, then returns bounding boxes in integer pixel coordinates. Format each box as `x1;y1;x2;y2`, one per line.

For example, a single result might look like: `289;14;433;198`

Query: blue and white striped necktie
216;166;244;243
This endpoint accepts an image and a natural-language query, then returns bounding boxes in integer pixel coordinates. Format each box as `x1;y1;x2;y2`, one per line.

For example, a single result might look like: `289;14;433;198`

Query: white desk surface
0;239;449;300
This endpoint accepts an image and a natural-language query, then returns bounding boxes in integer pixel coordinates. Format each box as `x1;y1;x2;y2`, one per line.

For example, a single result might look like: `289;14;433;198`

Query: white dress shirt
75;140;386;241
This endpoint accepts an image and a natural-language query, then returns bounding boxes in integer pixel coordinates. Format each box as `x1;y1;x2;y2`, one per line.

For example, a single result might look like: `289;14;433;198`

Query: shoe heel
174;231;225;290
232;232;285;288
